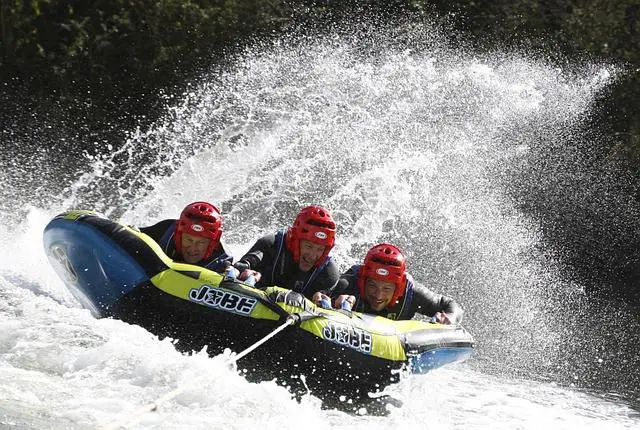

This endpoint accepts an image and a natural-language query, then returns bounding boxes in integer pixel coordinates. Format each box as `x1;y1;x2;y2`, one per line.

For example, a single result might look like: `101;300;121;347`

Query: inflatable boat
43;210;473;397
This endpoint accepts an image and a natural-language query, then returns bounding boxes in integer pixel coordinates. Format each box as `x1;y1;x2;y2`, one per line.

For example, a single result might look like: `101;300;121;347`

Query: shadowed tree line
412;1;640;303
2;0;640;302
1;0;300;144
2;1;639;152
422;0;640;165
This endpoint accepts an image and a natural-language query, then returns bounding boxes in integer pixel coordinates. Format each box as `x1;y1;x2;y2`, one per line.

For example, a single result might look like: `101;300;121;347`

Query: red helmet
358;243;407;306
174;202;223;260
285;205;336;267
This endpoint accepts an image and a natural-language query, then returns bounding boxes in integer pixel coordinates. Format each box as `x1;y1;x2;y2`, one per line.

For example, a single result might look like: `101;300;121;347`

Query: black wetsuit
330;266;464;323
139;219;233;273
235;231;339;299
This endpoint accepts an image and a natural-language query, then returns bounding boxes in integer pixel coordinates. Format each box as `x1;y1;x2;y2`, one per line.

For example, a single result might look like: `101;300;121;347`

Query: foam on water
1;20;639;429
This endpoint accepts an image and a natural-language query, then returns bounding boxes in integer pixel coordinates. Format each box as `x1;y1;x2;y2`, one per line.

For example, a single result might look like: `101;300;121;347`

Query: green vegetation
2;1;639;302
1;0;295;132
422;1;640;166
1;0;638;156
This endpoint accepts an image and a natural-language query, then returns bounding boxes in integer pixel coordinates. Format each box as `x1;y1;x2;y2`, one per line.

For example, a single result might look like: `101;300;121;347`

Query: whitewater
1;22;639;429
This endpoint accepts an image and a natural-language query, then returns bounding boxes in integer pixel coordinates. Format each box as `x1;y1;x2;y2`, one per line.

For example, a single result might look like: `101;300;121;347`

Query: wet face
364;278;396;311
181;232;211;263
298;240;326;272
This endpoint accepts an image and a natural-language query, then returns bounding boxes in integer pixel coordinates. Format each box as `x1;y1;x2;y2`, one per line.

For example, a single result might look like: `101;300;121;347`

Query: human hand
434;312;452;325
238;269;261;283
312;292;331;308
224;265;240;279
334;295;356;309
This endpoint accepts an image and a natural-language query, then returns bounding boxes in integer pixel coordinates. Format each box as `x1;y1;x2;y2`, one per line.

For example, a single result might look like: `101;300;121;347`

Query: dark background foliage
2;1;638;152
2;0;639;303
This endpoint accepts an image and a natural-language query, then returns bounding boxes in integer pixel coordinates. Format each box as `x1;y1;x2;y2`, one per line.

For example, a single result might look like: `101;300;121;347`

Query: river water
1;22;639;429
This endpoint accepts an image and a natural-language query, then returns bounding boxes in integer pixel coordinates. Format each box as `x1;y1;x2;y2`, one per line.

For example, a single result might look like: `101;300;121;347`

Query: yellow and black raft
43;210;473;395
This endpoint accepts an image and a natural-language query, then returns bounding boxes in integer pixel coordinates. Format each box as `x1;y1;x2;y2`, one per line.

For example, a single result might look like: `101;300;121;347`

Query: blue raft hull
44;216;147;314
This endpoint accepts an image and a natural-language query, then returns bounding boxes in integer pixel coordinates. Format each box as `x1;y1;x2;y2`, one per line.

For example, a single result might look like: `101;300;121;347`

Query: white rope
230;316;295;362
100;316;296;430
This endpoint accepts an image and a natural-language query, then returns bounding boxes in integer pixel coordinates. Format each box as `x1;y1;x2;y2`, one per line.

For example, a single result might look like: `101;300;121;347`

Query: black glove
233;261;250;272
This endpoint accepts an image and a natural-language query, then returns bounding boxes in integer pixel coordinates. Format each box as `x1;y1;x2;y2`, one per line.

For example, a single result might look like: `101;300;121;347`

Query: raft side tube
43;217;149;315
409;346;474;374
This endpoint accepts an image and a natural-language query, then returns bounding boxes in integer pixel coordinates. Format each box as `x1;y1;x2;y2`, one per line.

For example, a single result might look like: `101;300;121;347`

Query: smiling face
364;278;396;311
180;232;211;263
298;240;326;272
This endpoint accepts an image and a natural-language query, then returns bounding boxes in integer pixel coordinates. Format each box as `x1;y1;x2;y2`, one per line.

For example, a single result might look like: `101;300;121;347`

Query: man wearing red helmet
330;243;463;323
139;201;233;272
233;205;340;299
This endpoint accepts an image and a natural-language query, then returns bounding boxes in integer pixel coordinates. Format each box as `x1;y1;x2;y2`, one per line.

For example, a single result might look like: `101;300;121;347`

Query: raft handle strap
287;310;320;324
